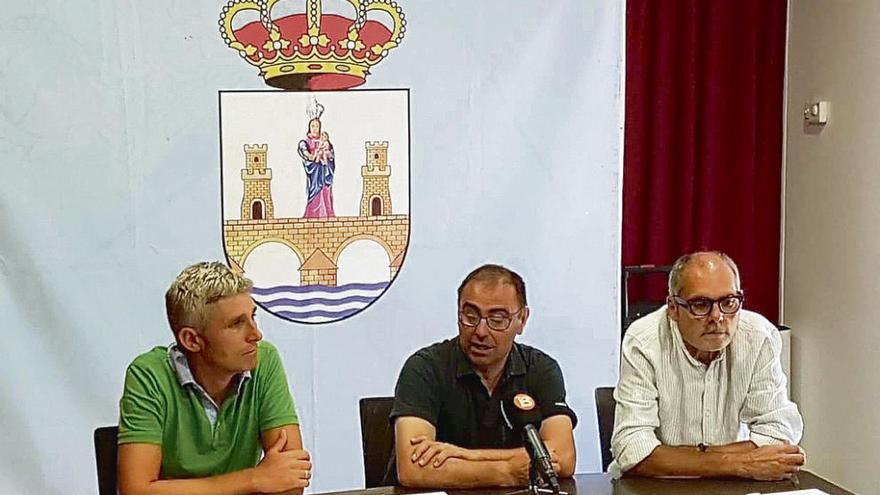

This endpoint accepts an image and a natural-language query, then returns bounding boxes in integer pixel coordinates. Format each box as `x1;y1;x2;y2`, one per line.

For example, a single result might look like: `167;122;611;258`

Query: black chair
621;265;673;339
94;426;119;495
358;396;395;488
594;387;616;472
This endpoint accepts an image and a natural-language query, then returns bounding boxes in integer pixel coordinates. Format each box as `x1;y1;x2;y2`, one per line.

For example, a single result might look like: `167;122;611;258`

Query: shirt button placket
703;367;715;443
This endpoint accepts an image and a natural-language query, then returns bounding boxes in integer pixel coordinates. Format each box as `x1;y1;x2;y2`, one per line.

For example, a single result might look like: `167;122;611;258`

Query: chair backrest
94;426;119;495
358;396;395;488
621;265;673;339
594;387;616;472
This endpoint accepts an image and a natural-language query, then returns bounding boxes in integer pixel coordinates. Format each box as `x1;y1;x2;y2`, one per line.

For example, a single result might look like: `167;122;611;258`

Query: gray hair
165;261;253;333
668;251;741;296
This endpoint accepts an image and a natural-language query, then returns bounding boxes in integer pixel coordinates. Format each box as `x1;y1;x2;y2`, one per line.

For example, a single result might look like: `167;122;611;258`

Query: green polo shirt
118;340;299;479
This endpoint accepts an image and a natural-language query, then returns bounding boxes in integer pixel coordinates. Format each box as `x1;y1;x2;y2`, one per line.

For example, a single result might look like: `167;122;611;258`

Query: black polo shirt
385;337;577;484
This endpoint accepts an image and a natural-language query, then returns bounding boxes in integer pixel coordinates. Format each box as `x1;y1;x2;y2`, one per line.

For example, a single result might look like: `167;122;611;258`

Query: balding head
668;251;741;297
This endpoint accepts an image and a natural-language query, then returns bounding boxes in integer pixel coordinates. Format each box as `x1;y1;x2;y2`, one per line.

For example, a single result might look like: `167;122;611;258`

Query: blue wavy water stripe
252;282;389;295
276;307;362;320
260;295;376;308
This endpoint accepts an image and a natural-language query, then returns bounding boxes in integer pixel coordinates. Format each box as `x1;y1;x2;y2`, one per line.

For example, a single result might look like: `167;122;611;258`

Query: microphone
502;391;561;493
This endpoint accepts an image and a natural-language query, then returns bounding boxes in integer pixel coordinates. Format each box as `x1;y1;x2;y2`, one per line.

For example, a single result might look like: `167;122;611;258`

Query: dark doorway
371;197;382;216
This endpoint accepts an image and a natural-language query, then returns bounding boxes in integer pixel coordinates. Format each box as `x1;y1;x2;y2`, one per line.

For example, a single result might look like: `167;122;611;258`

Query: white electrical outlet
803;101;829;125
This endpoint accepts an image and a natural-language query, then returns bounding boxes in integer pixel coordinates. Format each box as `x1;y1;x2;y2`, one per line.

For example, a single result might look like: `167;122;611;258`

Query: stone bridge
224;214;409;286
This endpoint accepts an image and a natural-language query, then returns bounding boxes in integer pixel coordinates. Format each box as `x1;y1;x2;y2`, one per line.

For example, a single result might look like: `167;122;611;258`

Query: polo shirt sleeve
255;342;299;432
118;363;165;445
525;354;578;428
390;352;442;427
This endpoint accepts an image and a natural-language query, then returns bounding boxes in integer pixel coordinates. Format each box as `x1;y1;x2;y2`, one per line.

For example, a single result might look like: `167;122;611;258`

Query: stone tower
240;144;274;220
360;141;392;216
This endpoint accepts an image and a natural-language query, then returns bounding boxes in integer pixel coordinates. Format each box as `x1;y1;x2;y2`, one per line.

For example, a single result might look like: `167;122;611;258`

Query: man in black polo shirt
388;264;577;488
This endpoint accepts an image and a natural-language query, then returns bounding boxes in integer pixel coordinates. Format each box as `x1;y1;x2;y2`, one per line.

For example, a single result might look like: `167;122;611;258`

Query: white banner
0;1;623;492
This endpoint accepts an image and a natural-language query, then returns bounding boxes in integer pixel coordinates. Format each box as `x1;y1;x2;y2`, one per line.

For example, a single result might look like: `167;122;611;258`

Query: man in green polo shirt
117;261;311;495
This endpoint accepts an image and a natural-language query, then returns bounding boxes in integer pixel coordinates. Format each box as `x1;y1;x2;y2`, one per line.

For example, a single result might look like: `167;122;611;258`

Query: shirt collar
167;344;252;394
453;338;527;379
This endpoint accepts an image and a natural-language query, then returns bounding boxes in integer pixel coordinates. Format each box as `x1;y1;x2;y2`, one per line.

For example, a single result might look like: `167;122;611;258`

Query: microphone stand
528;463;544;495
507;458;566;495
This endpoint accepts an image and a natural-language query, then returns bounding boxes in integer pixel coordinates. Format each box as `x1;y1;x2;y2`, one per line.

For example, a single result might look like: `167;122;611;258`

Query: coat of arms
218;0;409;324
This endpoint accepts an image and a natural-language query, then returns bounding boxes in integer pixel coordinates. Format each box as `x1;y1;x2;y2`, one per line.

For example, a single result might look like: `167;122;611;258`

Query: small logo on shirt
513;393;536;411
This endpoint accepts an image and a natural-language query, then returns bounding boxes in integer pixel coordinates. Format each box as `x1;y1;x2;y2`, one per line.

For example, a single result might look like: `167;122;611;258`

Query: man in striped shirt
610;251;805;480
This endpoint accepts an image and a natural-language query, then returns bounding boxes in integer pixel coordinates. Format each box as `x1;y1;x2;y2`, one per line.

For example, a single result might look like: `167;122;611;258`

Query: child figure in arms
312;131;333;165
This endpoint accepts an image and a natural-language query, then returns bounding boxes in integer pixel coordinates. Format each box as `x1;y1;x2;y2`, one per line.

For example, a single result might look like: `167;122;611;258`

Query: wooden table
322;471;855;495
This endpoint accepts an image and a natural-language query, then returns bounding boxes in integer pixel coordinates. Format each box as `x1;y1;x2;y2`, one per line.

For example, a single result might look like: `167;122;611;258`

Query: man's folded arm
118;443;262;495
257;425;309;495
260;424;303;453
539;414;576;477
629;444;763;478
610;336;664;474
118;425;310;495
526;353;577;477
742;328;804;447
394;416;530;488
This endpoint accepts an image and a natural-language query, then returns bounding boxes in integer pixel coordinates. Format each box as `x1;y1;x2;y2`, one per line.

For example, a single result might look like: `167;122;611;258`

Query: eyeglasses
459;307;525;331
671;293;744;317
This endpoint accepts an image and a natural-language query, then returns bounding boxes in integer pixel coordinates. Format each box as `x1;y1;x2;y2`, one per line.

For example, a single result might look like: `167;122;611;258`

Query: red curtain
622;0;788;322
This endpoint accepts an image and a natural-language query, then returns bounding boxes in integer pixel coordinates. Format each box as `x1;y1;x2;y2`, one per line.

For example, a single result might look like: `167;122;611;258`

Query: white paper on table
745;489;829;495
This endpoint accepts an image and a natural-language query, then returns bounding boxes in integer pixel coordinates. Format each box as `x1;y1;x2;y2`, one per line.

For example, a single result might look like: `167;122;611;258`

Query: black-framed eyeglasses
672;293;744;317
458;307;525;331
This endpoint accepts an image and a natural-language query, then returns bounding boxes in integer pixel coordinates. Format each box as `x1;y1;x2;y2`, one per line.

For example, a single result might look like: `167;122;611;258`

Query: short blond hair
165;261;253;333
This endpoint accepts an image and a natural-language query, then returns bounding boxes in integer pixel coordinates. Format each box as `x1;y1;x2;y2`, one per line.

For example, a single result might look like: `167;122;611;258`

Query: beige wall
784;2;880;494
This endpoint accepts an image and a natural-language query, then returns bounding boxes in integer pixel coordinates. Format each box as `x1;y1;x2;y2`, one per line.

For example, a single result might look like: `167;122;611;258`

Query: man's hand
548;449;562;473
410;436;471;467
506;448;562;486
252;430;312;493
737;444;805;481
504;448;531;486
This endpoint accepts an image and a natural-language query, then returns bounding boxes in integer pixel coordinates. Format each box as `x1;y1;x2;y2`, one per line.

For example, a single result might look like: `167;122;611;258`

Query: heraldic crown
219;0;406;90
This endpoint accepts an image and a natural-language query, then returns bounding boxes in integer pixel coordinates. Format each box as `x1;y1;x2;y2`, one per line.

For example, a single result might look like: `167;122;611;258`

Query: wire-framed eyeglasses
671;293;744;317
458;307;525;331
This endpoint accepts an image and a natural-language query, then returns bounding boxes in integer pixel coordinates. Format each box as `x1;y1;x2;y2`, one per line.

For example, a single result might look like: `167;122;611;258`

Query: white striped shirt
609;307;803;476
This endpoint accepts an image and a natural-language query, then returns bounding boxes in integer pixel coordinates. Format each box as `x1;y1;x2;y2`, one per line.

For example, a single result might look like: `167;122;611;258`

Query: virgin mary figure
298;99;335;218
